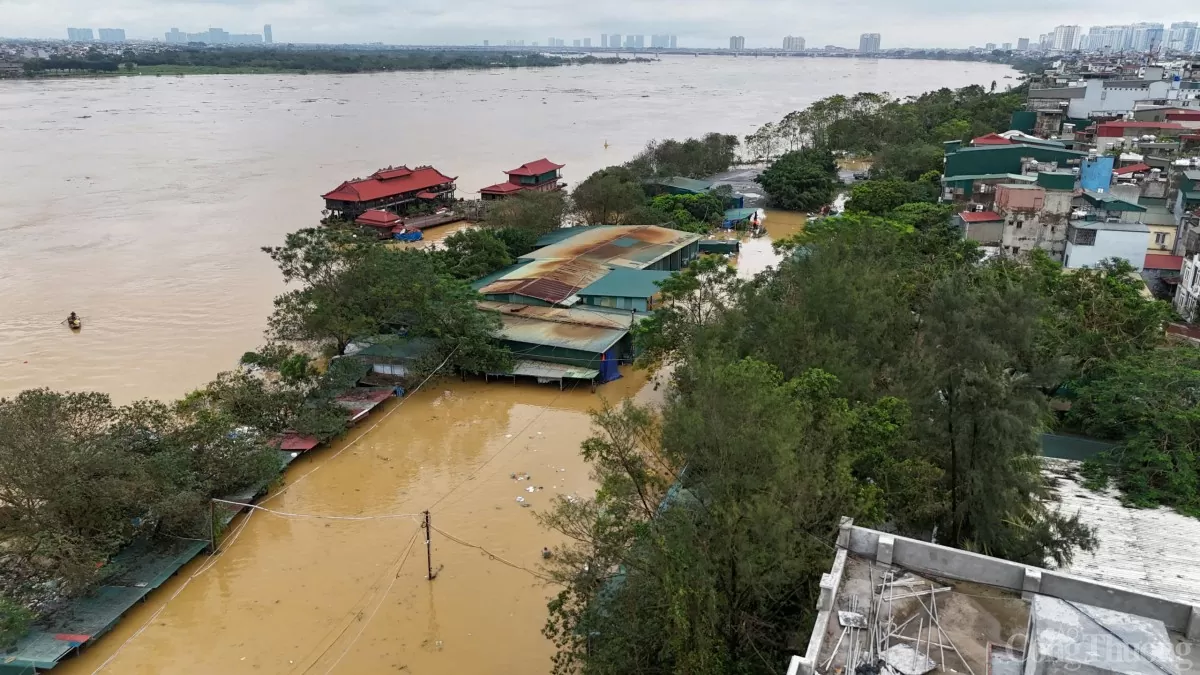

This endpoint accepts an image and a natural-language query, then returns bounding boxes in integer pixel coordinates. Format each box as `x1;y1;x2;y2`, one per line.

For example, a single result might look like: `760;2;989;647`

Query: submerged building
321;165;457;220
479;159;564;200
471;225;702;387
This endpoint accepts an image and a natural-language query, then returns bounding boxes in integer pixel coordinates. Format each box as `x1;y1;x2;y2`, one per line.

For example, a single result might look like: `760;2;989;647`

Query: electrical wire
305;527;423;675
211;499;422;522
426;379;580;513
431;525;552;582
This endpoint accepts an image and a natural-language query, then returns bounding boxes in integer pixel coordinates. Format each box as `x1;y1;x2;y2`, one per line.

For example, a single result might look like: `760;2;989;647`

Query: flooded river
0;56;1013;402
2;56;1008;674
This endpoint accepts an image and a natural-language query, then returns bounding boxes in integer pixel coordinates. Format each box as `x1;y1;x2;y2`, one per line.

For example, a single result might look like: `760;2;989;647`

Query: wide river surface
1;56;1011;674
0;55;1013;402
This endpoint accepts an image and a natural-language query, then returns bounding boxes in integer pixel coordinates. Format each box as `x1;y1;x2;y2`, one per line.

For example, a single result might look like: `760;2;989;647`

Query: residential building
783;36;806;52
669;35;677;49
1063;78;1172;119
97;28;125;43
1175;254;1200;321
1176;169;1200;235
632;35;644;48
1090;120;1187;153
985;43;996;51
165;28;186;44
609;34;620;49
651;34;673;48
321;165;457;220
264;24;273;44
995;173;1076;260
729;36;745;51
1065;220;1150;270
583;38;591;48
1050;25;1081;51
600;34;608;48
479;158;564;200
858;33;881;53
1017;37;1030;51
1129;22;1165;53
573;39;581;47
1002;42;1012;51
66;28;93;42
1168;22;1197;53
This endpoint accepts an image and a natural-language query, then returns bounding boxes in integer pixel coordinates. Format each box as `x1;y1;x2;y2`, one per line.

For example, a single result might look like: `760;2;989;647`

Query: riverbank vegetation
19;48;647;77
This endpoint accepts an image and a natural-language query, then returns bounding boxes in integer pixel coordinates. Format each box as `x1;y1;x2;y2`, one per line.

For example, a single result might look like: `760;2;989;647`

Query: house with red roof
322;165;457;219
1093;121;1188;153
480;159;564;200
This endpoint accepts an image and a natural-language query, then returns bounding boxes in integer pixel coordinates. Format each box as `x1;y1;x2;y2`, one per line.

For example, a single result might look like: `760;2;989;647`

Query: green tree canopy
571;167;648;225
755;147;839;212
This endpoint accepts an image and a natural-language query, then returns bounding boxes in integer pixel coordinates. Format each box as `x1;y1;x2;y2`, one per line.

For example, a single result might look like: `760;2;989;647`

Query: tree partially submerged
755;147;839;212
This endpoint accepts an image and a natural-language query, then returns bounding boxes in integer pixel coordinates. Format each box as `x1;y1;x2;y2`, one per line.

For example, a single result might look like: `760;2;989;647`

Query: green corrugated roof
1081;190;1147;212
724;207;759;221
578;268;673;300
1183;170;1200;181
1184;191;1200;202
950;143;1088;157
941;173;1035;183
650;176;715;193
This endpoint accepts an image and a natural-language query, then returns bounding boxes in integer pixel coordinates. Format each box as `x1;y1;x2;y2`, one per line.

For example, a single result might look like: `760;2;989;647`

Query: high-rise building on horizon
670;35;677;49
600;34;607;48
1050;25;1081;51
1017;37;1030;51
98;28;125;42
858;33;881;53
583;37;591;48
783;35;806;51
66;27;94;42
609;34;621;49
985;42;996;51
728;36;746;51
1001;42;1012;50
1129;22;1165;53
264;24;273;44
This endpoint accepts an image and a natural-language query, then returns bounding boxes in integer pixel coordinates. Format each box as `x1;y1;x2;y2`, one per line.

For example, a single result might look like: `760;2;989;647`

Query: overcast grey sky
1;0;1197;48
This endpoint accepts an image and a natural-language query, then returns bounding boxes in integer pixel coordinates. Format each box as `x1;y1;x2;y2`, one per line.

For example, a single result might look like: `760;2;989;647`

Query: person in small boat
67;312;78;324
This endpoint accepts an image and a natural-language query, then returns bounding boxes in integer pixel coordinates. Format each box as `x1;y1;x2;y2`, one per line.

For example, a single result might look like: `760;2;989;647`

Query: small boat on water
68;318;81;330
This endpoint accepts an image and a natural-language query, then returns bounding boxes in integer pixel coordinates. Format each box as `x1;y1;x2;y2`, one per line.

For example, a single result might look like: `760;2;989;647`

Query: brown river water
0;56;1009;673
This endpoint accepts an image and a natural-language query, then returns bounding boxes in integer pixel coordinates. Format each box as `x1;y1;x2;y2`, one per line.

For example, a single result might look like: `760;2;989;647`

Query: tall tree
755;148;839;212
571;167;648;224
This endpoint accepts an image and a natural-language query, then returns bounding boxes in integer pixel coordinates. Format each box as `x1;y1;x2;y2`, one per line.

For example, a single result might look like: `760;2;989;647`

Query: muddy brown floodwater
58;373;661;675
0;56;1012;402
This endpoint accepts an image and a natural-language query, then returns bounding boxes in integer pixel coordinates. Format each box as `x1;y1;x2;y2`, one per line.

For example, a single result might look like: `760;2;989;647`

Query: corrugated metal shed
650;176;715;194
478;258;611;304
496;314;627;354
1044;458;1200;607
511;359;600;381
477;301;634;330
1037;171;1076;191
519;225;701;270
577;268;672;300
1080;191;1148;212
944;144;1088;179
535;225;610;248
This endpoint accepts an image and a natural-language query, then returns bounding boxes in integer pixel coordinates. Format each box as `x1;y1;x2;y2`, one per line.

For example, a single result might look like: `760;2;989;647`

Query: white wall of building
1175;255;1200;322
1068;79;1171;118
1065;225;1150;270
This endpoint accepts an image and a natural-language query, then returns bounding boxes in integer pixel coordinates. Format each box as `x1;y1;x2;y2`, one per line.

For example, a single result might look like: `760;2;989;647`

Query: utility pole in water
423;510;437;580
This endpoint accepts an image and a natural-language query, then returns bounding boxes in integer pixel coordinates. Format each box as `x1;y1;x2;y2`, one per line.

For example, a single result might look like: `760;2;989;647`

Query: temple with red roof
322;165;457;219
480;159;564;200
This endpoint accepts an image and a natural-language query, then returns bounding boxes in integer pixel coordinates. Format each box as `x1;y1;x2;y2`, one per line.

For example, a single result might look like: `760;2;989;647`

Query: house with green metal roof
943;144;1089;182
1177;170;1200;226
577;268;673;312
646;176;716;195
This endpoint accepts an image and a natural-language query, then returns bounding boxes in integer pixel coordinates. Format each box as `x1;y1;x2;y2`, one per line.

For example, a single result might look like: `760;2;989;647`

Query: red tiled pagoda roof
506;158;564;177
322;166;456;203
355;209;402;226
480;182;525;195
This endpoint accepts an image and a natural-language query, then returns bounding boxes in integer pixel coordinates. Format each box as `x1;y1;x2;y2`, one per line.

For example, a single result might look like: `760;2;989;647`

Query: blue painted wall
1080;156;1114;193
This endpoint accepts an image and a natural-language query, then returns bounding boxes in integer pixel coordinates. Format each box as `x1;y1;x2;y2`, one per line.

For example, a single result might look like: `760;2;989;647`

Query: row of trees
21;48;644;76
539;206;1179;672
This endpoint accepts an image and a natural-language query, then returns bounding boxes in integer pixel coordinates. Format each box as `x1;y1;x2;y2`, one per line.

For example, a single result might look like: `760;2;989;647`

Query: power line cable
431;525;552;582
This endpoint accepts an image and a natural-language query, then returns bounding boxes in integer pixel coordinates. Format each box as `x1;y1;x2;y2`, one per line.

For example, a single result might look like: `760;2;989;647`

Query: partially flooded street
57;373;660;675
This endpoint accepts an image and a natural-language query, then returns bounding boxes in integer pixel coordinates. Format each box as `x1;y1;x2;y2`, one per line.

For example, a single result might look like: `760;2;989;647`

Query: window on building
1068;227;1097;246
1155;232;1168;245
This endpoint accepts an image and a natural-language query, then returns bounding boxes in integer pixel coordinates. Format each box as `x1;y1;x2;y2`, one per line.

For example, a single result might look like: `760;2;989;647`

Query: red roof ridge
1113;163;1152;175
507;158;565;176
959;210;1002;223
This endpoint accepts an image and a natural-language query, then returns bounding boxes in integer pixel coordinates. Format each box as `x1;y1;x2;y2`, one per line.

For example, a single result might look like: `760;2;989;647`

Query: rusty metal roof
478;258;610;304
518;225;701;269
477;301;634;330
496;314;627;354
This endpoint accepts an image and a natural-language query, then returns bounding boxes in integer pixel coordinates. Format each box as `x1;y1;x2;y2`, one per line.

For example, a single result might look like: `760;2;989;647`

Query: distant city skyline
11;0;1194;49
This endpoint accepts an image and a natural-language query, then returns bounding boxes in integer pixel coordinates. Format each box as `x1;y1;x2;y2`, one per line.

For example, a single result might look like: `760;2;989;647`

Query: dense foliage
263;227;509;375
755;147;839;211
625;133;741;179
22;48;644;75
1075;347;1200;515
543;214;1129;673
0;389;281;603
